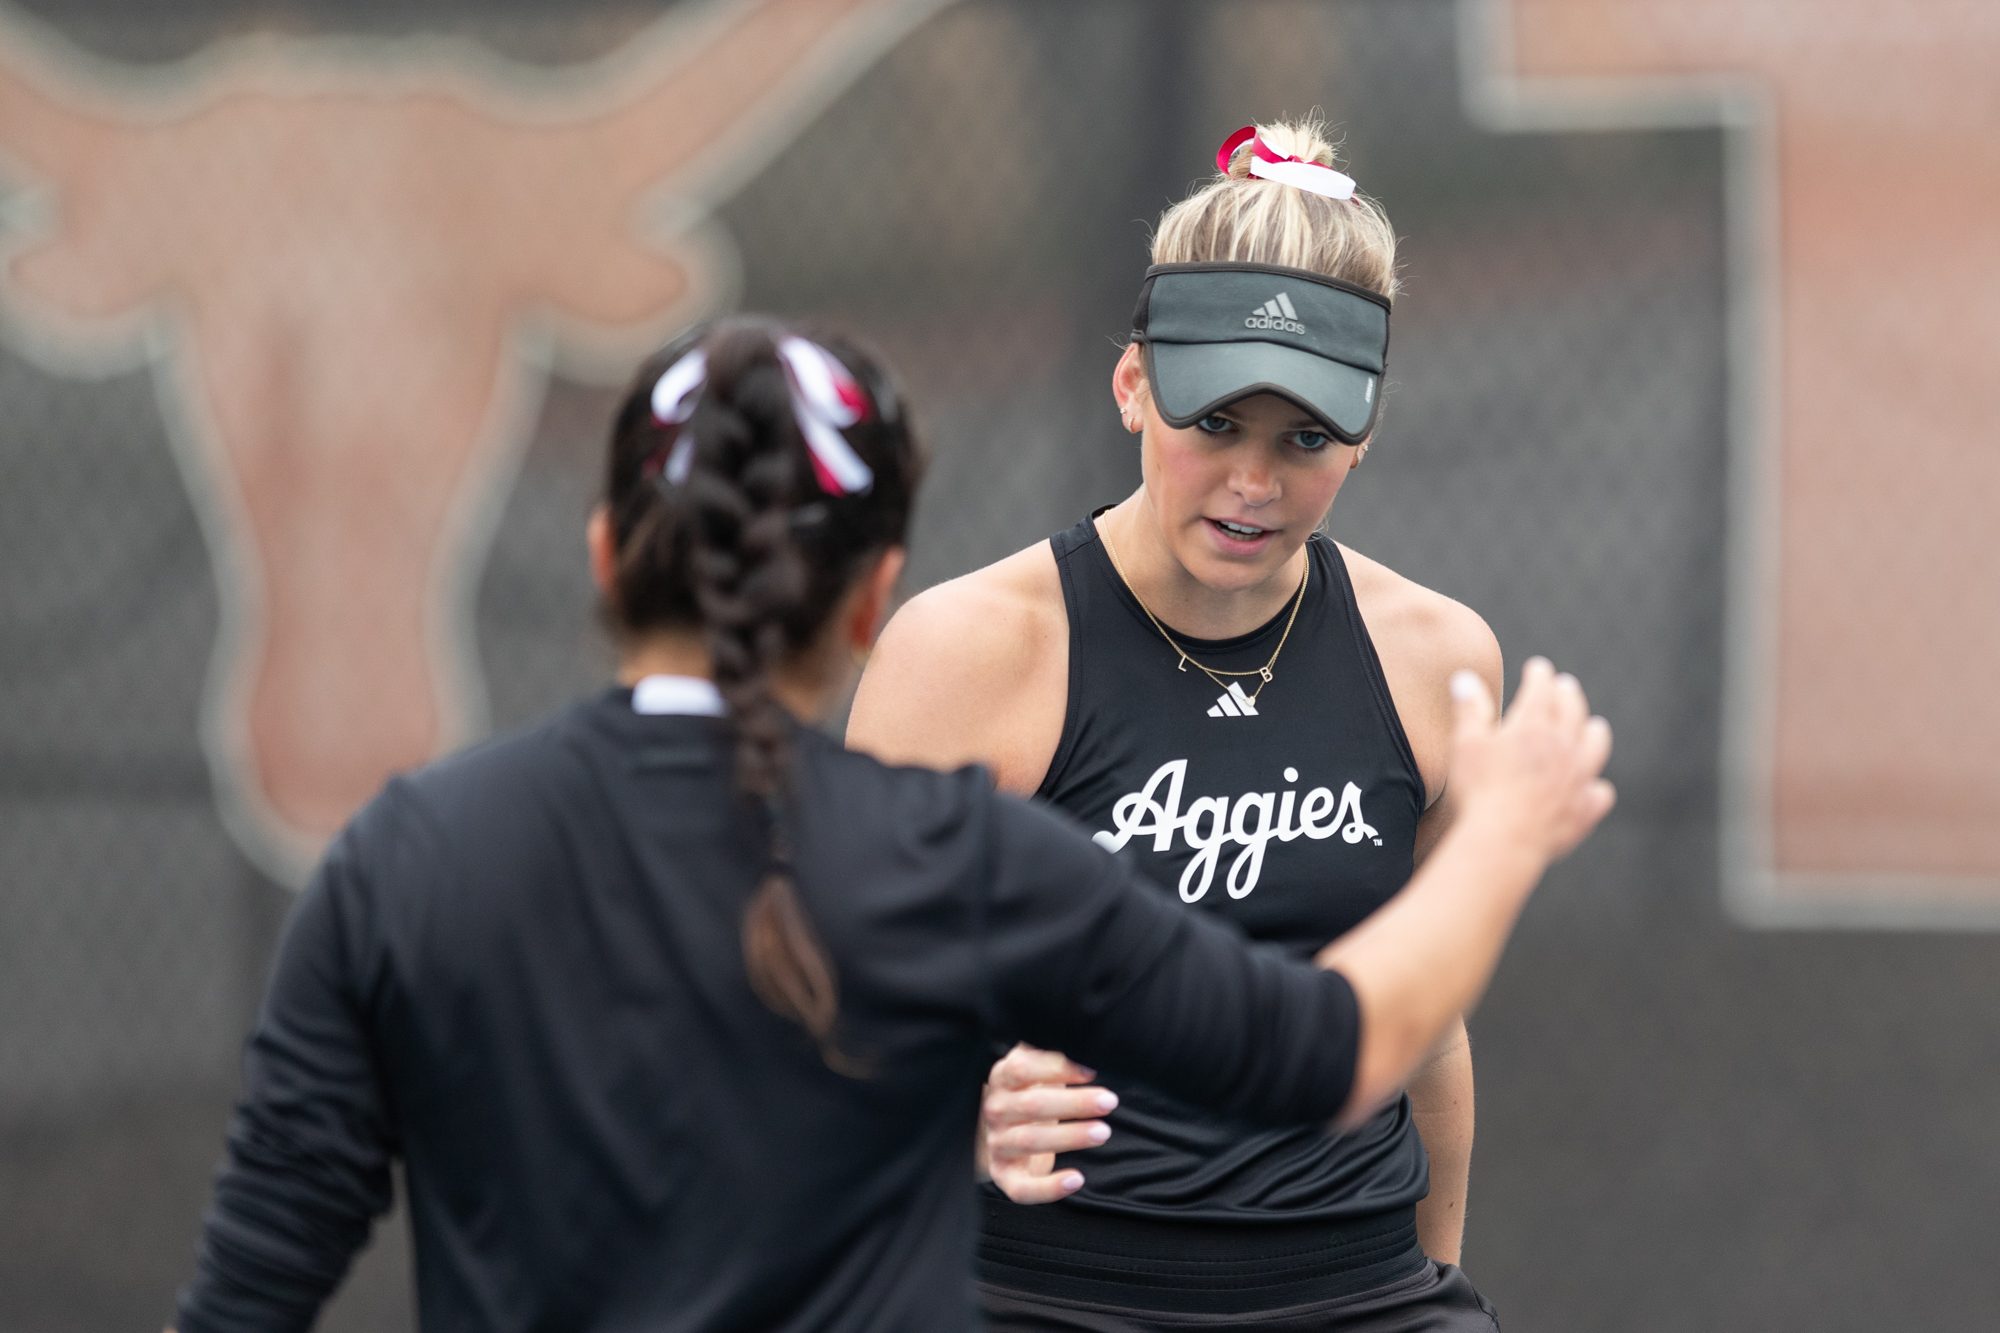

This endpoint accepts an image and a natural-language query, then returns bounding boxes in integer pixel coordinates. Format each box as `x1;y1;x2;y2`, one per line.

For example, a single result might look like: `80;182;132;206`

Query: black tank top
987;515;1431;1238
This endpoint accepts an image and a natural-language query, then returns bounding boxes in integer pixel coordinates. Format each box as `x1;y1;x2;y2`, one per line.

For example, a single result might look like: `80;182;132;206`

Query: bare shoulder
1336;542;1500;794
1338;544;1499;678
894;540;1064;646
847;540;1069;794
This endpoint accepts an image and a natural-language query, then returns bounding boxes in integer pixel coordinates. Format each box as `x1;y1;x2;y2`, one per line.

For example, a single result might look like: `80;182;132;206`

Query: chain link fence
1;2;1996;1331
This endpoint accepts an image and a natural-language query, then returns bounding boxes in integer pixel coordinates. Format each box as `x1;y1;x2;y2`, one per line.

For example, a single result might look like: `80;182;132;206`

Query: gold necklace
1097;522;1309;709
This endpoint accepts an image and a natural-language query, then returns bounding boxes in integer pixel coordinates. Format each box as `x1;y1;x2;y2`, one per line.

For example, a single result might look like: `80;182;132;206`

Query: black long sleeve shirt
176;688;1360;1332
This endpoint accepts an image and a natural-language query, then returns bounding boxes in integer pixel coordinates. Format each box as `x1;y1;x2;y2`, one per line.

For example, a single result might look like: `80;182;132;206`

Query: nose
1230;455;1281;508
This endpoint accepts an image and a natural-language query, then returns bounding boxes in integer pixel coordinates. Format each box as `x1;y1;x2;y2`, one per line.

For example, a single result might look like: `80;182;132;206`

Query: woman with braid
851;120;1511;1328
169;317;1612;1332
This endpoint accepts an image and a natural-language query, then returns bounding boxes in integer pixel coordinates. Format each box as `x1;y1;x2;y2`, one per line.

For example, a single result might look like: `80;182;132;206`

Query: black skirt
977;1197;1497;1330
978;1257;1499;1331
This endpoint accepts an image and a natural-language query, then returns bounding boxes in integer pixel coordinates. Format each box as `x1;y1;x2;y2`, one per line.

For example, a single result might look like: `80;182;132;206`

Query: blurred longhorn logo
0;0;950;885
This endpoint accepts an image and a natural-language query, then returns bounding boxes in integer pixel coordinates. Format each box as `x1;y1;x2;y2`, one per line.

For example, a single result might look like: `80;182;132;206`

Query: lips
1205;517;1278;552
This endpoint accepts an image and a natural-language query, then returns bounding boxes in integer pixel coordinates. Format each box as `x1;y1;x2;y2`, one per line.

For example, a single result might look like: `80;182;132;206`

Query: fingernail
1087;1122;1111;1144
1449;670;1480;701
1073;1065;1096;1080
1095;1092;1119;1113
1060;1171;1084;1192
1555;672;1580;690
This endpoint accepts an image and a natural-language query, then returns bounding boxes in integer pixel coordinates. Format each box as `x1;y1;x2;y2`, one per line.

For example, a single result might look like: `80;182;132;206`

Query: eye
1288;429;1333;452
1196;413;1235;434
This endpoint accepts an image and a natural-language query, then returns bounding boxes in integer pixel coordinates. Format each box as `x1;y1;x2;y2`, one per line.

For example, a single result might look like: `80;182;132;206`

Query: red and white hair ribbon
775;336;874;496
646;337;874;496
1216;126;1357;202
648;348;707;486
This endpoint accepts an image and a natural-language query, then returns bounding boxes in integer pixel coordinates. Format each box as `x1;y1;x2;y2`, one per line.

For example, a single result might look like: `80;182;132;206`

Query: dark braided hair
604;316;921;1063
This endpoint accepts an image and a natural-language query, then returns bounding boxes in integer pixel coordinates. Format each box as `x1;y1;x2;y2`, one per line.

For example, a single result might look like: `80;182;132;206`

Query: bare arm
1319;659;1613;1127
1355;549;1499;1260
1406;770;1491;1267
1407;1019;1474;1264
847;543;1067;796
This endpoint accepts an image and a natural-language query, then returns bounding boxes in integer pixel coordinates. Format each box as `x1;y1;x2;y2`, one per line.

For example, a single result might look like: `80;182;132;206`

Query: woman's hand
978;1043;1118;1203
1446;657;1615;863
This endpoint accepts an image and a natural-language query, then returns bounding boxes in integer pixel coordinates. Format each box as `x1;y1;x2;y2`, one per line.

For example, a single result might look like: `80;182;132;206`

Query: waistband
976;1197;1427;1315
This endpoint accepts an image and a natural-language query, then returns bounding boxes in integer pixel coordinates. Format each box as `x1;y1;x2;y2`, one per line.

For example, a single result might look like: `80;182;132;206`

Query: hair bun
1225;118;1338;179
1159;115;1396;300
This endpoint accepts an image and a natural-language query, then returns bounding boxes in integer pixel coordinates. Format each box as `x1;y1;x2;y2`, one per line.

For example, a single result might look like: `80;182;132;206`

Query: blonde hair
1151;117;1398;300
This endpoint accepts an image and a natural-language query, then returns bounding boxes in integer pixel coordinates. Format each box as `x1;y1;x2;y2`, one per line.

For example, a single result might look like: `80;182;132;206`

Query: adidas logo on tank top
1208;681;1260;717
1243;291;1306;335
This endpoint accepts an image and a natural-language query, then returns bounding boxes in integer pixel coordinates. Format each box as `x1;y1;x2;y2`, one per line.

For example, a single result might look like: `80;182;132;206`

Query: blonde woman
851;122;1506;1329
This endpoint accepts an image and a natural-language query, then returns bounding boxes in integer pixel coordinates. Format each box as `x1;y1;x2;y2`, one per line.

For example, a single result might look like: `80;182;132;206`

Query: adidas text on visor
1130;262;1390;444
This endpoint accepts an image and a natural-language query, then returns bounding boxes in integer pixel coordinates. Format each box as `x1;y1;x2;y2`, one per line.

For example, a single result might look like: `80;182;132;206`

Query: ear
1112;343;1148;422
849;546;908;651
587;505;618;600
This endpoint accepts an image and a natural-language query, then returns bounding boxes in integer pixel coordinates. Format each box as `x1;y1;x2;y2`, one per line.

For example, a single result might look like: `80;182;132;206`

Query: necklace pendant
1259;666;1274;684
1177;655;1188;673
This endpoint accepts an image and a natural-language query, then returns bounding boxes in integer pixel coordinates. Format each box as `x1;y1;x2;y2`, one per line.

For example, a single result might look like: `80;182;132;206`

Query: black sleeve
175;818;397;1333
976;793;1358;1127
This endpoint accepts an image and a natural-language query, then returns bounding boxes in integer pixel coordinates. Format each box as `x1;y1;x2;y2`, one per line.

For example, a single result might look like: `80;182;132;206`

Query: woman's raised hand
1446;657;1614;863
977;1043;1119;1204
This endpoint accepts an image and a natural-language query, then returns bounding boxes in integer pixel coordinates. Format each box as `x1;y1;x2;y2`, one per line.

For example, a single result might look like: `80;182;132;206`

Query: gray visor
1132;263;1390;443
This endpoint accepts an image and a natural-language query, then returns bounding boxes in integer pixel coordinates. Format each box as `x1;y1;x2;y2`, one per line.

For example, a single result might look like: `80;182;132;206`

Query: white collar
631;674;726;717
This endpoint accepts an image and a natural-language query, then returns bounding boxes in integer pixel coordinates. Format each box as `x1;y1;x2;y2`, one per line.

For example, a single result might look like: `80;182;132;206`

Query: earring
1125;411;1141;434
